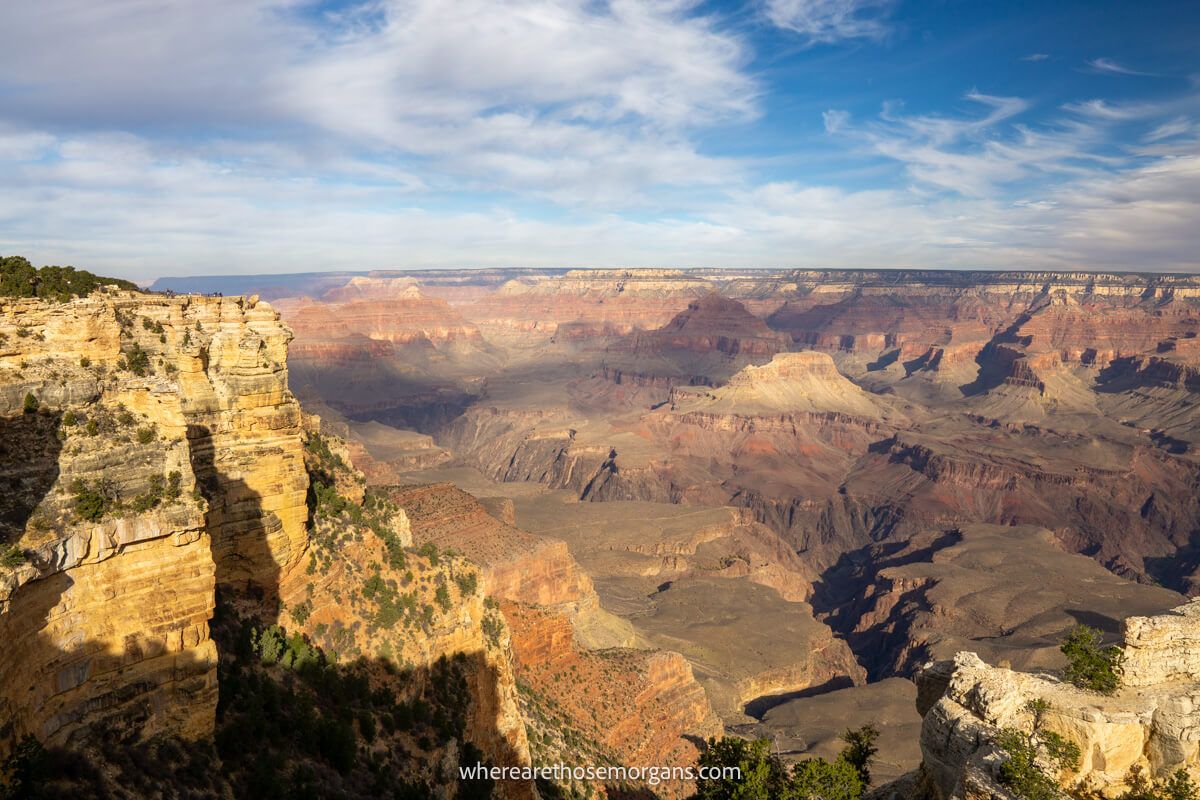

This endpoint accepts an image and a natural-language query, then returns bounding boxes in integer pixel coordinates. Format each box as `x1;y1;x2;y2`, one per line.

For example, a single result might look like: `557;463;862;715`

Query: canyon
3;265;1200;798
234;266;1199;796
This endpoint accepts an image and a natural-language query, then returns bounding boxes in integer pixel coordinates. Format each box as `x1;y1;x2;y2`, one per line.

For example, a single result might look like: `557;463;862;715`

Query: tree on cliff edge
692;731;871;800
1060;625;1124;695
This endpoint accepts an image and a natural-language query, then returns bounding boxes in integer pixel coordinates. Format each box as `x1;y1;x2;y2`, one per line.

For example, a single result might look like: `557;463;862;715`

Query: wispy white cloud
1144;117;1194;142
821;89;1184;197
3;123;1198;280
762;0;893;44
0;1;1198;277
1087;57;1158;77
1021;53;1050;62
822;109;851;133
1061;99;1157;121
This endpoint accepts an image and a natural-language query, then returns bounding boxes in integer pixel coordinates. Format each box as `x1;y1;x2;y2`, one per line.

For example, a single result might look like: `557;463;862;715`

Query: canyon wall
0;291;534;796
0;289;305;755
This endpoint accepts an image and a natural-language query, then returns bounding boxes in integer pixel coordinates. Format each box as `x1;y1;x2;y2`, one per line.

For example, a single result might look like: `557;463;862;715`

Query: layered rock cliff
0;288;306;756
0;290;535;798
915;600;1200;800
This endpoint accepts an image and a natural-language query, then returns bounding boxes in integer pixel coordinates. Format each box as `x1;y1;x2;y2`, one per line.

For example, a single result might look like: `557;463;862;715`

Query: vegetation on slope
995;700;1080;800
0;255;138;301
0;609;497;800
692;726;878;800
211;605;495;800
992;698;1199;800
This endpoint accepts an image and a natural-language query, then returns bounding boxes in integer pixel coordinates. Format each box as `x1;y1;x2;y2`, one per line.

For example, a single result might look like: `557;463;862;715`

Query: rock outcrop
380;480;724;796
601;293;791;386
383;482;595;608
916;599;1200;799
669;351;890;418
0;289;305;756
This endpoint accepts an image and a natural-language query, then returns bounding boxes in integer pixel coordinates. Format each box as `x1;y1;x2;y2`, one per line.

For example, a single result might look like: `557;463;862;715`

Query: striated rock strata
0;289;306;755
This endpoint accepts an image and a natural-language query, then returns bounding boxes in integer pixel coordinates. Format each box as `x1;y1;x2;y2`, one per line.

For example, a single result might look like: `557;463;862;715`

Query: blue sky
1;0;1198;281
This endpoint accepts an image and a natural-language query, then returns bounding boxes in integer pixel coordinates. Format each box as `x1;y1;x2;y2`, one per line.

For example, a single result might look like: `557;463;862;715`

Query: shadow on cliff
0;411;63;545
205;613;532;800
1;411;219;787
4;426;535;799
181;423;536;798
743;676;857;719
187;424;282;612
810;530;963;681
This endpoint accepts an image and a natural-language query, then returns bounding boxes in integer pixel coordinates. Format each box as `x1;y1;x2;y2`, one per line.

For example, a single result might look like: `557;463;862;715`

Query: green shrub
792;757;864;800
122;343;151;376
435;583;452;611
1060;625;1124;694
166;470;182;500
995;700;1081;800
840;724;879;785
71;479;116;522
62;410;77;426
694;736;869;800
455;571;479;596
482;611;504;648
0;255;137;300
291;601;312;626
1118;765;1200;800
136;427;155;444
694;738;791;800
418;541;440;566
79;356;91;368
1;543;26;569
22;392;38;414
256;625;286;666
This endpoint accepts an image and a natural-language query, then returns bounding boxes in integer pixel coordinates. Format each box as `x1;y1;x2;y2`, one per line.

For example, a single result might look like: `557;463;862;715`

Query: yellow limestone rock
0;290;306;756
916;599;1200;799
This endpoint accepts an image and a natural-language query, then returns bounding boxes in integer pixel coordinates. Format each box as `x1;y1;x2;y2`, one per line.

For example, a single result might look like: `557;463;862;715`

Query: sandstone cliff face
916;600;1200;800
378;479;725;796
280;481;532;794
602;293;790;383
459;269;716;344
0;289;305;756
0;293;536;797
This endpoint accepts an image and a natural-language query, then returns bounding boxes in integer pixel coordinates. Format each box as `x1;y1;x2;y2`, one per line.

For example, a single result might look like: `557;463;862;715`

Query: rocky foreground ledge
905;600;1200;799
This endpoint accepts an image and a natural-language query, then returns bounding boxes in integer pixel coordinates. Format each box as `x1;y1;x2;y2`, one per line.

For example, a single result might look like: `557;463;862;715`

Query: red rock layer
384;483;594;607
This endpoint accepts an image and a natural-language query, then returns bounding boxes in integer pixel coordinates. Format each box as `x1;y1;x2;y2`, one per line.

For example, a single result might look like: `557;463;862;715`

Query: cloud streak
1087;57;1158;77
0;0;757;207
3;120;1197;280
762;0;893;44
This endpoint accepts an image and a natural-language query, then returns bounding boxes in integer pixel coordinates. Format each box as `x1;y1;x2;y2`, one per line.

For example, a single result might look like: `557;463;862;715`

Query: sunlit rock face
0;290;306;755
917;600;1200;800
